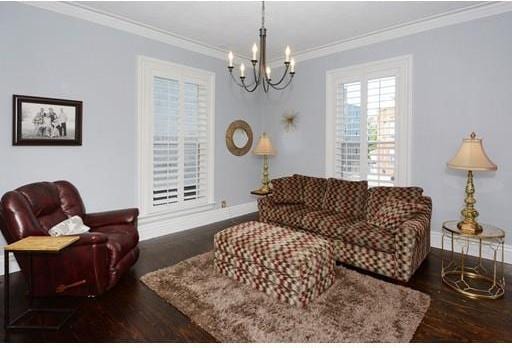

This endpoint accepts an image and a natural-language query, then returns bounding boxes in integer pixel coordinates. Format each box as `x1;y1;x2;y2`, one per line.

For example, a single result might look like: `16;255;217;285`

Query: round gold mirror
226;120;253;156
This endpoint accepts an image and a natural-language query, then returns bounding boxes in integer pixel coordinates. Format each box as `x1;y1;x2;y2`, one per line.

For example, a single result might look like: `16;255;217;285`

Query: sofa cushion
261;204;315;229
295;175;328;210
302;210;361;239
338;221;396;253
322;178;368;217
271;176;303;204
366;186;424;219
368;198;429;231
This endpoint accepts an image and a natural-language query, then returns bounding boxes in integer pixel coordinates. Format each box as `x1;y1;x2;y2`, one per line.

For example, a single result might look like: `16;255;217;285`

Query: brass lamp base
457;220;483;235
458;170;483;235
257;154;271;194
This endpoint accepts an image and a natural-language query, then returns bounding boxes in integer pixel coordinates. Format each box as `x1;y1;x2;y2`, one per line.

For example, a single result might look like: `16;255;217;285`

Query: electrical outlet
221;200;227;208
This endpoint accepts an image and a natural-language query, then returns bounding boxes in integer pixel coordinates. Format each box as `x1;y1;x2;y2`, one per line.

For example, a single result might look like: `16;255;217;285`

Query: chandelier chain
261;1;265;29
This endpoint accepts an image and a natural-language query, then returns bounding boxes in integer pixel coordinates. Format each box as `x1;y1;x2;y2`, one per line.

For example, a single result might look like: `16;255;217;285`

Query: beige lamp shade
447;132;497;171
253;132;276;156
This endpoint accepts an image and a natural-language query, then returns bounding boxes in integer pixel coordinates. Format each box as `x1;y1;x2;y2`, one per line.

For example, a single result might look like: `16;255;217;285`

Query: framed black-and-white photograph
13;95;82;146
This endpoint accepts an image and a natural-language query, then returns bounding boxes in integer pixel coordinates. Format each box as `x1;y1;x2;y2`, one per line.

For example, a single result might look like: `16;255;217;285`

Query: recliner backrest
0;181;86;242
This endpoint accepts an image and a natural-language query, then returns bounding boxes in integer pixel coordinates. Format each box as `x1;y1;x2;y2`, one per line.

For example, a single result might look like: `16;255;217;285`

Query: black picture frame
13;95;83;146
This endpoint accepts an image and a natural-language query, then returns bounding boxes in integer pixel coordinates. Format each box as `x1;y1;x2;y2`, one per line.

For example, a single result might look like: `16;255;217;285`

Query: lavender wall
1;2;511;249
262;11;512;243
0;3;262;247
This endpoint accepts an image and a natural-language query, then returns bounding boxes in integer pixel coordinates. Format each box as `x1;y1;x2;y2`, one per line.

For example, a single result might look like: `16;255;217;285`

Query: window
139;57;215;216
326;56;411;186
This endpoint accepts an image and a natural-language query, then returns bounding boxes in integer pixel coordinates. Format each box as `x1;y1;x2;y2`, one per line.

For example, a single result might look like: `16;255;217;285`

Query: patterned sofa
258;174;432;282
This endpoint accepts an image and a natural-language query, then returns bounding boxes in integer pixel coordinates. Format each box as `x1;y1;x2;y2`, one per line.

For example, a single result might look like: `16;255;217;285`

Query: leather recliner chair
0;181;139;297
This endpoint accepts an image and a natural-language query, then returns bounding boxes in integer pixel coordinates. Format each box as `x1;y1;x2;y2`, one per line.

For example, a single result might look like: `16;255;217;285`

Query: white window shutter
152;77;211;208
366;76;396;187
329;57;410;187
141;58;213;213
153;76;180;206
182;81;209;203
335;81;362;181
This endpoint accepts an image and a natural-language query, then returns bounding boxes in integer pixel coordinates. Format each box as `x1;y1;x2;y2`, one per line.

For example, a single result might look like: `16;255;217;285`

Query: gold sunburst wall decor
281;111;299;132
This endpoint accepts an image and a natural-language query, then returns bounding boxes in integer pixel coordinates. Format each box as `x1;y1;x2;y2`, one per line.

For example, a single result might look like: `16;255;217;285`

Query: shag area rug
140;252;430;342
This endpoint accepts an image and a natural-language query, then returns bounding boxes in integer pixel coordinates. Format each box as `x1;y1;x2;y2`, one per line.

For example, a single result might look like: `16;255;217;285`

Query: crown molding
25;1;249;62
269;1;512;67
25;1;512;68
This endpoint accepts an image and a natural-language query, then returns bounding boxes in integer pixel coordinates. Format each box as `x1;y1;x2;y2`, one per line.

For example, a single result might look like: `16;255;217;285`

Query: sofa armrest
257;196;276;207
84;208;139;229
394;212;431;282
257;196;279;223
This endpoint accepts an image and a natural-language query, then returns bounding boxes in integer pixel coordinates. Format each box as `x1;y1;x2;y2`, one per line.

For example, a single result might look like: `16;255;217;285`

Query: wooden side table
4;236;79;330
441;220;505;300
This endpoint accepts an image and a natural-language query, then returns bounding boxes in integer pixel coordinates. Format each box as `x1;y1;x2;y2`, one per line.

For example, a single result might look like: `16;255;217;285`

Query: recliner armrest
34;232;111;296
71;232;108;247
84;208;139;229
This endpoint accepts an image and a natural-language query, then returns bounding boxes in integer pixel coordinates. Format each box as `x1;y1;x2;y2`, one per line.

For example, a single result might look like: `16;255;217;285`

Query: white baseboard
430;230;512;264
0;201;258;276
138;201;258;241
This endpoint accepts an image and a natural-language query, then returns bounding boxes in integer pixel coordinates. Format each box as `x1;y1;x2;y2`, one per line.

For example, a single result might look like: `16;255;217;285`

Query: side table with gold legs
441;220;505;299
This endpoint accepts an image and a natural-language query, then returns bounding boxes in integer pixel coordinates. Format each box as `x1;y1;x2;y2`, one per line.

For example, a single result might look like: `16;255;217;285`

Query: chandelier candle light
227;1;295;93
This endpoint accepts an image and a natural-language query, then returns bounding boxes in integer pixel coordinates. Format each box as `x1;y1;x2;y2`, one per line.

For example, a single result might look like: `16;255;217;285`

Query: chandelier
227;1;295;93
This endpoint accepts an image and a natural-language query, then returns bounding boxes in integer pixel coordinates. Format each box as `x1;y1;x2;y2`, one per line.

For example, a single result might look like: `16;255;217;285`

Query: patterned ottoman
214;221;335;307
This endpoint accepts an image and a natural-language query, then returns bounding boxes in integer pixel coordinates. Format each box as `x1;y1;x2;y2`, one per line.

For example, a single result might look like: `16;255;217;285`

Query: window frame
325;55;412;186
138;56;215;218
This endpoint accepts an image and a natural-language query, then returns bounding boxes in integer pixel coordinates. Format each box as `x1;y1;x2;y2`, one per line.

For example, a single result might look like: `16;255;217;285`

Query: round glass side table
441;220;505;299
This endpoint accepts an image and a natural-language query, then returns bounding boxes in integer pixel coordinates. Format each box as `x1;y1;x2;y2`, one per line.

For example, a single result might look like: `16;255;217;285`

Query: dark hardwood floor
1;213;511;342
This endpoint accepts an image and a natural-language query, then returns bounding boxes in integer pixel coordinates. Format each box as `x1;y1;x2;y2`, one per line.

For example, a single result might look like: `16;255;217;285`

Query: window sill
139;202;216;225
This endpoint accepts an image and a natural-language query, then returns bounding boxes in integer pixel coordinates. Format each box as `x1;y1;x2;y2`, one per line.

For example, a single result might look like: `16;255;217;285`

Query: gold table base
442;267;505;300
441;221;505;300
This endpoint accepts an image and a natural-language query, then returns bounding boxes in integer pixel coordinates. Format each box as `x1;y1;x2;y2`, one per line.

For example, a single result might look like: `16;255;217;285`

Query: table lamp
447;132;497;234
253;132;276;194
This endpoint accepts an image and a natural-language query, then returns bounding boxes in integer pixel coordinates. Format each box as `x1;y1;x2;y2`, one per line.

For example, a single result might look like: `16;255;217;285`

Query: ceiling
76;1;484;61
